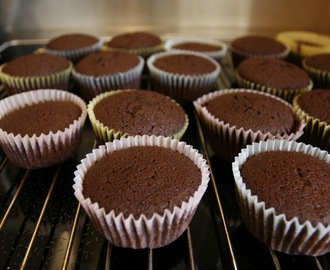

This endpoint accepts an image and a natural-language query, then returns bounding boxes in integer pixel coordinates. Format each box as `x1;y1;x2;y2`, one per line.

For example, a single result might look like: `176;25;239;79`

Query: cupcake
87;89;189;144
293;89;330;151
164;36;228;63
276;31;330;64
0;53;72;95
193;89;305;161
44;33;103;63
302;53;330;89
0;89;87;169
236;57;313;102
72;50;144;101
73;135;210;249
106;31;163;58
230;35;290;68
232;139;330;256
147;51;221;104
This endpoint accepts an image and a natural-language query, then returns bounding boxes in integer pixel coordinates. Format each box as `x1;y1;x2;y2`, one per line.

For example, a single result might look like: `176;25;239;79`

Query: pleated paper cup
72;56;144;101
147;51;221;104
73;135;210;249
0;89;87;169
232;139;330;256
164;36;228;62
302;54;330;89
194;89;306;161
87;89;189;144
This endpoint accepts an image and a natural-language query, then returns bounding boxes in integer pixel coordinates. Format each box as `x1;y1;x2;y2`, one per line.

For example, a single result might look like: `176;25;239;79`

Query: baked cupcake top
232;35;287;55
203;91;297;135
237;58;310;89
74;50;141;76
303;53;330;72
240;150;330;226
152;53;217;75
92;90;186;136
296;89;330;123
82;145;201;219
0;100;82;136
172;42;223;52
1;53;70;77
46;33;101;51
107;31;162;50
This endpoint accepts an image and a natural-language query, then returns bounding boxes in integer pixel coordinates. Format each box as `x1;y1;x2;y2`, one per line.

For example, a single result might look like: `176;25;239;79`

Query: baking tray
0;38;329;270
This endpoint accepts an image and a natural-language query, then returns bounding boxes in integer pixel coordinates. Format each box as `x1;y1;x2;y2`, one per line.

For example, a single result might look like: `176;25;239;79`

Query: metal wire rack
0;39;329;270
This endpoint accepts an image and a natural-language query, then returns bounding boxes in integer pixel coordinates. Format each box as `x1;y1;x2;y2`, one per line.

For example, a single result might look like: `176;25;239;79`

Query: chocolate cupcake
44;33;103;63
236;57;313;102
232;139;330;256
87;89;189;144
0;89;87;169
230;35;290;67
106;31;163;58
147;51;221;104
194;89;305;161
73;135;210;249
0;53;72;95
293;89;330;151
164;36;228;62
72;50;144;101
302;53;330;89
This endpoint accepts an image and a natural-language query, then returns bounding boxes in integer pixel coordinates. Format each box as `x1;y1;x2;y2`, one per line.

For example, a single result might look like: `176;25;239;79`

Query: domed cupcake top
46;33;101;51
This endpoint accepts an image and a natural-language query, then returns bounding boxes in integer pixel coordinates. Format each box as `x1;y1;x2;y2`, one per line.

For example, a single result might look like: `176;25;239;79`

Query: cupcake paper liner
0;62;73;96
232;139;330;255
164;36;228;62
276;31;330;58
302;59;330;89
87;89;189;144
235;71;313;103
0;89;87;169
193;89;306;162
293;95;330;152
147;51;221;104
44;37;104;63
73;135;210;249
72;56;144;101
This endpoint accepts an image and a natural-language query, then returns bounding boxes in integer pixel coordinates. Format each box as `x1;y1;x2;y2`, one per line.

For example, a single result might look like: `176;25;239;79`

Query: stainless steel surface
0;39;330;270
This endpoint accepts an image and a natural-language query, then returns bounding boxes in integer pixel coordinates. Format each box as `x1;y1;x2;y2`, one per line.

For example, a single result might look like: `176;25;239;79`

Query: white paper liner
193;89;306;161
72;56;144;101
87;89;189;143
0;89;87;169
44;36;104;62
232;139;330;255
164;36;228;62
73;135;210;249
147;51;221;104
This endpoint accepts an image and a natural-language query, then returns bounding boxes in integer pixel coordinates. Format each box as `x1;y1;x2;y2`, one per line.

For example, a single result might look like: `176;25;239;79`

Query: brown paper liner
193;89;306;162
147;51;221;104
0;89;87;169
232;139;330;255
73;135;210;249
87;89;189;144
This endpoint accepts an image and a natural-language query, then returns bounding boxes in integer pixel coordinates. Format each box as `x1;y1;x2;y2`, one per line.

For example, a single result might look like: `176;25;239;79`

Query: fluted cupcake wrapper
164;36;228;62
235;71;313;103
276;31;330;58
72;56;144;101
87;89;189;144
44;37;104;63
105;42;164;59
73;135;210;249
232;139;330;255
194;89;306;162
230;43;290;68
147;51;221;104
0;63;73;95
302;59;330;89
293;95;330;152
0;89;87;169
